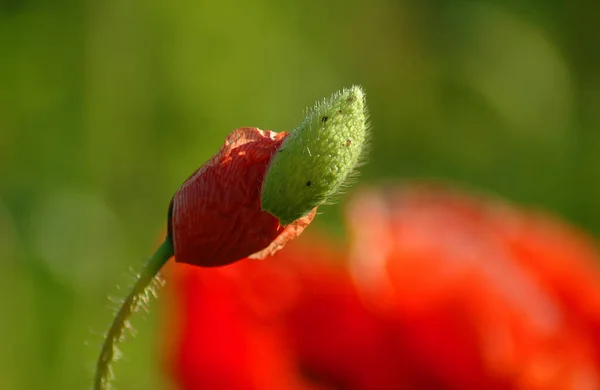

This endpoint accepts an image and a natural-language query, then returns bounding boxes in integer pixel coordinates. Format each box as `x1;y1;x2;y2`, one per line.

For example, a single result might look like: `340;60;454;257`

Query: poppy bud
94;87;368;390
169;128;316;267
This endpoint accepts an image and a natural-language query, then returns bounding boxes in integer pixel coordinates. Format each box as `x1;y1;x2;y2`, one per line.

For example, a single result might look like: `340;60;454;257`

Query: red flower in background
161;236;373;390
162;183;600;390
347;184;600;389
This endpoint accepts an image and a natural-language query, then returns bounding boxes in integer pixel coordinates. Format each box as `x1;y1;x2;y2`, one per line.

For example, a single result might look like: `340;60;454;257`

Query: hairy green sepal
261;85;369;225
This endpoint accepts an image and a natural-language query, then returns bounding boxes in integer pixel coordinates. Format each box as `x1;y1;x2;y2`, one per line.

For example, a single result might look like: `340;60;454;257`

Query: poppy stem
94;238;174;390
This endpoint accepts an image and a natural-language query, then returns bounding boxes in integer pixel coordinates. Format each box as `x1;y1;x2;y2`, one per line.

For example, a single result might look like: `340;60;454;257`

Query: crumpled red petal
169;127;316;267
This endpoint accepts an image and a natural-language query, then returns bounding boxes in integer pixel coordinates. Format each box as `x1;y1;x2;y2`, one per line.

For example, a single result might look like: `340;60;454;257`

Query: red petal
170;128;315;267
160;237;350;390
346;183;600;389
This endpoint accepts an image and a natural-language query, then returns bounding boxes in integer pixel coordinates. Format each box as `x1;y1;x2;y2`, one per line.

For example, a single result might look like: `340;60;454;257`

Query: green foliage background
1;1;599;389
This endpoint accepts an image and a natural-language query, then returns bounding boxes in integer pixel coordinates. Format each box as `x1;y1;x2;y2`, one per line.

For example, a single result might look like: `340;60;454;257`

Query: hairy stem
94;238;174;390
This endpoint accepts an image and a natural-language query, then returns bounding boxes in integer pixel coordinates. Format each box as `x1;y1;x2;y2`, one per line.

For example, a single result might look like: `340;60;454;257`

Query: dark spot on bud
346;139;352;147
321;116;328;123
347;97;354;102
306;180;312;187
338;110;343;114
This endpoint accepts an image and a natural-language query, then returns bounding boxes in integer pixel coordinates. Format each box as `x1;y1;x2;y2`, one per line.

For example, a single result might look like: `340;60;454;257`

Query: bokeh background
1;1;599;389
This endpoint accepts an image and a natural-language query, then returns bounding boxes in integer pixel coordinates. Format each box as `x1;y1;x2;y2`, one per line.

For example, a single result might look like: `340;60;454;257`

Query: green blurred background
1;0;599;389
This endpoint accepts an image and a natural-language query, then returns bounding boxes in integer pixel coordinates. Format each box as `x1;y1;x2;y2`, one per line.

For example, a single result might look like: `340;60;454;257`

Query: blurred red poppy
162;182;600;390
347;184;600;389
160;234;377;390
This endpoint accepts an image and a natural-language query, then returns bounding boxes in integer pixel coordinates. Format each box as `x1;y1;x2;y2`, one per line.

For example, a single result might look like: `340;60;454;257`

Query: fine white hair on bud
261;85;370;225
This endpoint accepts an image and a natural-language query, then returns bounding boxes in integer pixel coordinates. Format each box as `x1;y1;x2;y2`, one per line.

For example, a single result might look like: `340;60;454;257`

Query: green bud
261;85;369;225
